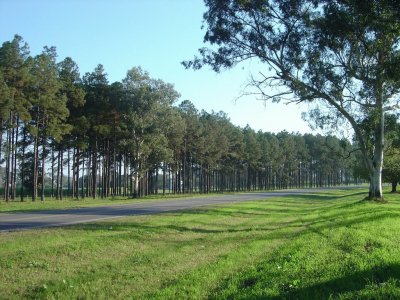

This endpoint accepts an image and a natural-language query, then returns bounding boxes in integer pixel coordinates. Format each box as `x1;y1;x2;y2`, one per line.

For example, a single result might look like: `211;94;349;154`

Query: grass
0;188;400;299
0;192;225;213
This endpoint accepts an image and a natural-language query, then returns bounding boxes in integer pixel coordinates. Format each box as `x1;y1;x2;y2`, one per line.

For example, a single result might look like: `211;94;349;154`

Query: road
0;188;360;232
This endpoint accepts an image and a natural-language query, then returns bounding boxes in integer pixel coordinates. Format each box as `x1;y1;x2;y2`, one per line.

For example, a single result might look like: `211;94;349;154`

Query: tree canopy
184;0;400;200
0;34;383;201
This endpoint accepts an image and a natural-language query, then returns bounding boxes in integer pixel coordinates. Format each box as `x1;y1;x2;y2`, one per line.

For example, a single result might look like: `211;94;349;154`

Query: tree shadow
227;263;400;299
48;193;400;298
67;221;305;240
63;193;399;238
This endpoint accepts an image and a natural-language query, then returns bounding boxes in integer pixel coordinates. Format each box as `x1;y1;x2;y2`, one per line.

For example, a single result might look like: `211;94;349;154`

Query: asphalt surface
0;187;361;232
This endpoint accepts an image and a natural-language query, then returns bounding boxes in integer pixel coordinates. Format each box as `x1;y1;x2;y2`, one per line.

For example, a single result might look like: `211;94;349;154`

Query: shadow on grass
32;190;400;299
67;211;399;247
64;192;399;238
290;191;367;201
223;263;400;299
68;221;306;239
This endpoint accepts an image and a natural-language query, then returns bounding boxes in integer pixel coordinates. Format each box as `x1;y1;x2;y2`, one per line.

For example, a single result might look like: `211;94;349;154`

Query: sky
0;0;313;134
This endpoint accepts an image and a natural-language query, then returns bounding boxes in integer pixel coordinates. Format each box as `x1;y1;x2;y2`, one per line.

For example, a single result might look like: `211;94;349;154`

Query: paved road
0;187;362;232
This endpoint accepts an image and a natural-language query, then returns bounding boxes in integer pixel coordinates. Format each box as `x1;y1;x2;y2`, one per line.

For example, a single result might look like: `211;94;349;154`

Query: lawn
1;188;400;299
0;192;221;213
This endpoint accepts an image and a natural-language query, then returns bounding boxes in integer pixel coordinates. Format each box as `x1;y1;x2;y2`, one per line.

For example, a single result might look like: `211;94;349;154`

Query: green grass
0;192;224;213
1;188;400;299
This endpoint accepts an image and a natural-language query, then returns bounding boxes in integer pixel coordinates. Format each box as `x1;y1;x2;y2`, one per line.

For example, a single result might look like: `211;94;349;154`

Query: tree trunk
75;147;79;199
134;166;140;198
391;179;398;193
369;167;383;199
56;146;60;200
60;149;64;200
162;161;166;195
0;119;3;194
13;116;19;199
106;139;111;197
67;148;71;197
33;106;41;202
5;117;11;201
51;146;55;198
81;149;85;199
113;124;117;197
124;153;128;196
10;115;15;200
133;142;141;198
368;107;385;200
33;131;39;202
87;149;91;197
92;138;97;199
41;135;46;201
20;127;26;202
98;152;102;198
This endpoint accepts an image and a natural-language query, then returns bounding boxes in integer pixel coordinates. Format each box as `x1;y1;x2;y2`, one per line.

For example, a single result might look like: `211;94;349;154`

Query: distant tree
383;118;400;192
82;64;110;198
185;0;400;200
57;57;85;199
384;149;400;193
121;67;180;197
0;69;10;195
179;100;203;192
0;35;31;201
243;125;261;190
30;47;70;201
160;106;184;193
276;131;298;189
218;116;244;191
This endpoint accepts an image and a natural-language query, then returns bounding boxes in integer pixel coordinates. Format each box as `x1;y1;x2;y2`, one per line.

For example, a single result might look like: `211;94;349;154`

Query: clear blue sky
0;0;311;133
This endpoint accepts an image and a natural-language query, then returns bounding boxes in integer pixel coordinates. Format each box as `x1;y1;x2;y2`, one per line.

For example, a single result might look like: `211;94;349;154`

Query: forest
0;35;364;201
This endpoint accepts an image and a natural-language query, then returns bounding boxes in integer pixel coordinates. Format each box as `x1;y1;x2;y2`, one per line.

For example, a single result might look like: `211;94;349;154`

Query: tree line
0;35;361;201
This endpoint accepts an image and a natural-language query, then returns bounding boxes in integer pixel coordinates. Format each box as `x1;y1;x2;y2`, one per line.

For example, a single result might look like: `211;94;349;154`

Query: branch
384;104;400;112
323;137;361;160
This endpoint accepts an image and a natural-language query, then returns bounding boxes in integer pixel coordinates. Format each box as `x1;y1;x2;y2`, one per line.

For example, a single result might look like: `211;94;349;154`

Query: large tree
56;57;85;199
121;67;180;197
0;35;31;200
184;0;400;200
30;47;70;201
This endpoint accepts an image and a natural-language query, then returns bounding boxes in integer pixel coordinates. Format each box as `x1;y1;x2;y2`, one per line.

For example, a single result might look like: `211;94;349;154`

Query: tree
383;118;400;192
383;149;400;193
82;64;110;198
179;100;203;192
121;67;180;197
30;47;71;201
0;35;31;123
243;125;261;190
0;35;31;201
160;106;184;193
184;0;400;200
57;57;85;199
0;69;10;195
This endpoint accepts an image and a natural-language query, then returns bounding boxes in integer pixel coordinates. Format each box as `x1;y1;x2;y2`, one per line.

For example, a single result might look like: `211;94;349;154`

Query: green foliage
0;70;11;120
0;35;31;122
0;34;366;201
186;0;400;198
30;47;70;140
383;120;400;190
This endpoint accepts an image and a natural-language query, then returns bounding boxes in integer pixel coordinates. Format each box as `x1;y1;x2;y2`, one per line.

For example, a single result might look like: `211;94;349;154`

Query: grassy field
1;188;400;299
0;192;223;213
